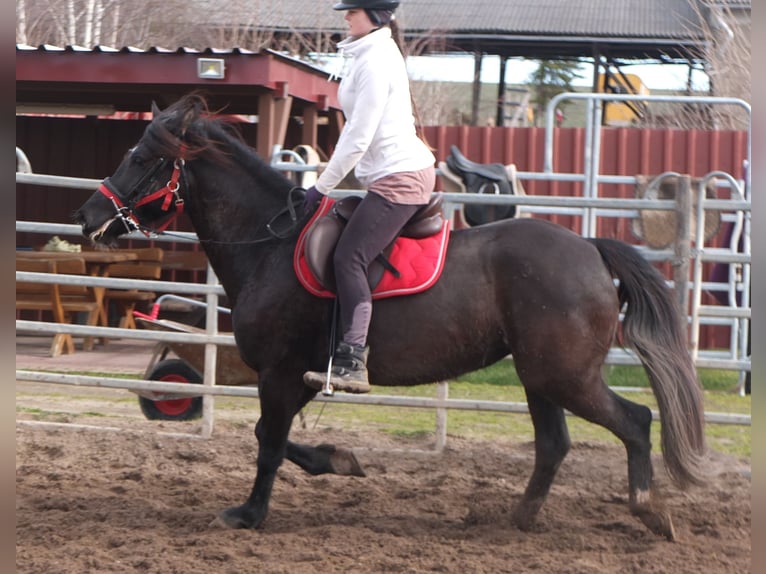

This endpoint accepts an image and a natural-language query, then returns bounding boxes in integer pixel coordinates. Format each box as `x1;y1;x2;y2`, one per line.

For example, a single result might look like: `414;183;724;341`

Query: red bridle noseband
97;153;186;236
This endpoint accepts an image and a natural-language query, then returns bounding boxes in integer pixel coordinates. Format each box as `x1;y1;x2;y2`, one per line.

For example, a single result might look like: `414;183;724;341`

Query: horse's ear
181;107;197;132
151;101;161;118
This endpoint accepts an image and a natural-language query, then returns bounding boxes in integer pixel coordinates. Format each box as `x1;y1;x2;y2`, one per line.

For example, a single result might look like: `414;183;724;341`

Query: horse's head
74;95;207;246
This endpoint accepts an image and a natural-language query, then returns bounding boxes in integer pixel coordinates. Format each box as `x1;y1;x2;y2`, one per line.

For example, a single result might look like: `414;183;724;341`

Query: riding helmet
333;0;400;11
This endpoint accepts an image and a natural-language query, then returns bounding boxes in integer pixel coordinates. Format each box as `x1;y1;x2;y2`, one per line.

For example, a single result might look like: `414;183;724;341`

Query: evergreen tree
527;60;582;126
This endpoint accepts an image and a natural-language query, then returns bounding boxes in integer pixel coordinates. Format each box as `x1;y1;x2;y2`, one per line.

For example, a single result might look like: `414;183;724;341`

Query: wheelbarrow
132;296;258;421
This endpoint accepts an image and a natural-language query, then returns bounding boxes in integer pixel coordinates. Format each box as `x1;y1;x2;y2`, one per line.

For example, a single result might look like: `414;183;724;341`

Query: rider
302;0;436;394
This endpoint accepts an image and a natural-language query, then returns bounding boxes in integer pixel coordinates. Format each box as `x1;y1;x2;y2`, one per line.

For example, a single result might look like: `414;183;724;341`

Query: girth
304;193;445;293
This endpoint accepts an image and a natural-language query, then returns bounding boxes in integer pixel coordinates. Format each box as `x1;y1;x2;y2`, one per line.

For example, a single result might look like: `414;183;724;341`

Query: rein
97;145;306;245
194;185;305;246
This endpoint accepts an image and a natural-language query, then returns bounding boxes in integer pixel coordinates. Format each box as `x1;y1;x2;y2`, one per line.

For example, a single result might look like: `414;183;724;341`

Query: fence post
672;175;692;335
201;261;219;439
434;382;448;452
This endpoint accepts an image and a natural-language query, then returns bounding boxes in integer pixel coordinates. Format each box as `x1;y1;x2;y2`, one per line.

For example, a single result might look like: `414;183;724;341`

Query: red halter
97;151;186;236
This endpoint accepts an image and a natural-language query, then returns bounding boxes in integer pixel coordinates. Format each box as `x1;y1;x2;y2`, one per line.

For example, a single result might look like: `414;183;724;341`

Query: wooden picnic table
17;250;139;339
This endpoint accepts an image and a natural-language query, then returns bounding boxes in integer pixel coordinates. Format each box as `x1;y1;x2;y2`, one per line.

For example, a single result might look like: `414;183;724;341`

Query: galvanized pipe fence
16;93;751;444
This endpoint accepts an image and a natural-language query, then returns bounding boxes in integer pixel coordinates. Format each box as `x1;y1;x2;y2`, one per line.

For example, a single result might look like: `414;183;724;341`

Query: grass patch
302;369;750;458
19;361;750;459
16;406;75;423
456;360;742;392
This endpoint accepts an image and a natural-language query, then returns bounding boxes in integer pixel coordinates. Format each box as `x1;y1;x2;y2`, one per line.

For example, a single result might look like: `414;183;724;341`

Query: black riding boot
304;342;370;394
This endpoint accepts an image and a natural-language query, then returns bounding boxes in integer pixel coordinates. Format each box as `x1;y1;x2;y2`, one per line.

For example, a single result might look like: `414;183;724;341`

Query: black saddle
304;193;445;293
445;145;517;225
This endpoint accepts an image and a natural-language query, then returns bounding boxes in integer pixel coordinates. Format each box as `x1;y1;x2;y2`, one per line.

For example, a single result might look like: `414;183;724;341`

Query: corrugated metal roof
18;0;750;65
191;0;721;40
16;44;341;116
15;44;331;77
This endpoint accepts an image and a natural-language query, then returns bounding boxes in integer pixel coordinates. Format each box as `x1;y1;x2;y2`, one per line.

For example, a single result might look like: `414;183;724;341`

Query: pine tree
527;60;582;126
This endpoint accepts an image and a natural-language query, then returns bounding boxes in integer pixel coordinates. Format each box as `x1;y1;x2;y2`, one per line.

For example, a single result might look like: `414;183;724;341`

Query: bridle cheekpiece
97;145;187;237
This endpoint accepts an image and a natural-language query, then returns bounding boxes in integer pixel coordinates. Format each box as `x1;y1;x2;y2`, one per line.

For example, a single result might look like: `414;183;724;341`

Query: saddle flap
303;203;388;293
304;213;345;292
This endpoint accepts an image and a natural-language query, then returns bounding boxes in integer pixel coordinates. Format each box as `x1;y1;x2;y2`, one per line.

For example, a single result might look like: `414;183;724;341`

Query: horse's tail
591;238;707;488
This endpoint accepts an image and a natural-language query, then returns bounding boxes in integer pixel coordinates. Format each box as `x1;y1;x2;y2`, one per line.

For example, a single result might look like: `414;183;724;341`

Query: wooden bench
16;256;101;356
103;247;165;330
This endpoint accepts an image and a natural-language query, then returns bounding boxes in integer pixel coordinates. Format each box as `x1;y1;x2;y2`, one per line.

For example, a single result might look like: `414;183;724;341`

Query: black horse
74;94;706;540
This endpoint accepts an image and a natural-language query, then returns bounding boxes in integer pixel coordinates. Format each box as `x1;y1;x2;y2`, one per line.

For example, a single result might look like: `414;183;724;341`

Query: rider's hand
302;185;322;214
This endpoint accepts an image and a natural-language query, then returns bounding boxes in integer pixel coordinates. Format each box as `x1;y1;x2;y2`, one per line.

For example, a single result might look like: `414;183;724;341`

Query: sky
404;54;711;92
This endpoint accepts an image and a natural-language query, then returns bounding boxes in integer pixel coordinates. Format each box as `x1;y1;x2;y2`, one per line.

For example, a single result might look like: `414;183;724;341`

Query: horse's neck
185;160;296;305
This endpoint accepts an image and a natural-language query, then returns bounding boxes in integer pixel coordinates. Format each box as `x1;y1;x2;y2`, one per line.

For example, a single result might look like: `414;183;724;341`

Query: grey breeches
333;192;422;346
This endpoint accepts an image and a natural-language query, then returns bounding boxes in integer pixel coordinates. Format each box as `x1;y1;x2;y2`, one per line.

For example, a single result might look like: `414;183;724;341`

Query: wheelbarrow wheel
139;359;203;421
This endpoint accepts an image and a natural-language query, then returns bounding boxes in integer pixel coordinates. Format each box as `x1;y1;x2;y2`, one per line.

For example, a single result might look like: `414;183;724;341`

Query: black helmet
333;1;400;10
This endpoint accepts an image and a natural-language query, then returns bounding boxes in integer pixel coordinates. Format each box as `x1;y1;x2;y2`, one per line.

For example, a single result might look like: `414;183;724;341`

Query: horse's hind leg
512;389;571;531
609;393;675;540
555;377;675;540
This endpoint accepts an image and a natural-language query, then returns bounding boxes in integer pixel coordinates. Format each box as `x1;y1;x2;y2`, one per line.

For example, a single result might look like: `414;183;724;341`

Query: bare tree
699;0;750;129
16;0;468;126
17;0;190;48
17;0;28;44
642;1;751;130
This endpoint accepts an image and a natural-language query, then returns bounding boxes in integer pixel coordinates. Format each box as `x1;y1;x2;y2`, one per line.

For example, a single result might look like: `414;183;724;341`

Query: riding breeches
333;191;422;347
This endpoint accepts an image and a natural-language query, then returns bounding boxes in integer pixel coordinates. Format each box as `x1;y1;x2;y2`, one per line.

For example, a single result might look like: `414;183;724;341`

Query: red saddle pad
294;196;451;299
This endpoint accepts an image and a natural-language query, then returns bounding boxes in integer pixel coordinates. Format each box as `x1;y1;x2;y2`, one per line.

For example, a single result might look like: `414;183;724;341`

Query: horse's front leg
283;386;365;477
217;373;300;529
286;439;365;477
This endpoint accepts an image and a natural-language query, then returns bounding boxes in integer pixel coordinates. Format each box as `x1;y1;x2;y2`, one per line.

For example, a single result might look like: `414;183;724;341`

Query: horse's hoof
511;498;543;531
209;515;233;529
636;510;676;541
511;512;536;532
329;447;366;477
214;505;261;529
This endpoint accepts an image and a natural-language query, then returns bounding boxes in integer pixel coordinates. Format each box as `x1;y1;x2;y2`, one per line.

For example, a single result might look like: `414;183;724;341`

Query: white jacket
315;27;435;194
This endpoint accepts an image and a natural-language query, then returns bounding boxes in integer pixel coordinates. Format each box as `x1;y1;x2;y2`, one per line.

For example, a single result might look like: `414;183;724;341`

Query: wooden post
273;95;293;151
495;56;507;127
256;93;275;158
672;175;692;336
471;50;482;126
327;110;345;154
301;103;319;149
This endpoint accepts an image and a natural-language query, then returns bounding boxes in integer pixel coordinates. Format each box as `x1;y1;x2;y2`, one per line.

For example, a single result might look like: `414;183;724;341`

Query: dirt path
16;385;750;573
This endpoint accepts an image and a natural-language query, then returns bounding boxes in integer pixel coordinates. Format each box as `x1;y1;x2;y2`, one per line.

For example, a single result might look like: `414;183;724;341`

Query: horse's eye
131;154;148;167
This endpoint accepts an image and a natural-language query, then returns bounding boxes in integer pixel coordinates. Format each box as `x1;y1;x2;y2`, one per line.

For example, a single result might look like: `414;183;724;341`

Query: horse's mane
144;93;294;192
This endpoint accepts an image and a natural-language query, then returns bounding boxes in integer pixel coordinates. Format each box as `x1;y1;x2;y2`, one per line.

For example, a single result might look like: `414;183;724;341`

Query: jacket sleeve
315;59;389;193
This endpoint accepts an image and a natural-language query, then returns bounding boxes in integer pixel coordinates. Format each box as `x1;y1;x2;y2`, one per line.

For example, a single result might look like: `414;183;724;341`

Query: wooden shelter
16;45;342;157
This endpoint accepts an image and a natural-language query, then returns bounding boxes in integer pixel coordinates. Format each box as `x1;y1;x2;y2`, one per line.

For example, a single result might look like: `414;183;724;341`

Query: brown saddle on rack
304;193;445;292
631;175;721;249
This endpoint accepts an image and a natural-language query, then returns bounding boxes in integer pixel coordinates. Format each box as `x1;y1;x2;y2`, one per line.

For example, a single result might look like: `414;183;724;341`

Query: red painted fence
17;117;749;350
